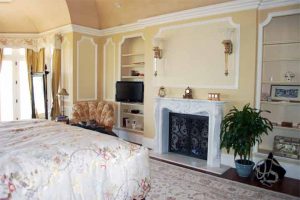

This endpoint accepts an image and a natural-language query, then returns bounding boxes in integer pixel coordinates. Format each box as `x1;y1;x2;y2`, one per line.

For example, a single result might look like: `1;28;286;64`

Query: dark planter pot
235;159;255;177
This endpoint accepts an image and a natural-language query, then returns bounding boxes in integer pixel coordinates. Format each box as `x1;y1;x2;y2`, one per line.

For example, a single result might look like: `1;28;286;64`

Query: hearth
169;112;208;160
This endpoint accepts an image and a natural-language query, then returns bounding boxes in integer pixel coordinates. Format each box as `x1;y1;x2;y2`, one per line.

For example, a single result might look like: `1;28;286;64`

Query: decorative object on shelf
131;109;140;114
284;71;295;82
222;39;233;76
281;121;293;128
208;93;220;101
158;86;166;97
132;120;137;129
273;136;300;160
220;104;273;177
58;88;69;117
123;117;128;127
270;85;300;101
297;123;300;129
183;87;193;99
125;118;130;128
131;70;140;76
254;152;286;187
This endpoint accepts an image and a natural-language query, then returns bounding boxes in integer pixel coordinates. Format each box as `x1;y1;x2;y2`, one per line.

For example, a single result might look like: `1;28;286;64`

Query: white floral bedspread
0;120;150;200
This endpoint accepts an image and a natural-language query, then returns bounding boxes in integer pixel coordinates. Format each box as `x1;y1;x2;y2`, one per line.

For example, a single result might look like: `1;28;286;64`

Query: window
0;48;31;121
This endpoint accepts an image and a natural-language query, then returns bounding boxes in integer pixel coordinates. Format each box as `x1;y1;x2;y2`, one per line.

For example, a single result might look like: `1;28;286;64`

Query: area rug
147;159;299;200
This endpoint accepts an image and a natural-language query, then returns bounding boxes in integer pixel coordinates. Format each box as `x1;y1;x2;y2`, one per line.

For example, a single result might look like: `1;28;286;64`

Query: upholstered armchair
71;101;115;131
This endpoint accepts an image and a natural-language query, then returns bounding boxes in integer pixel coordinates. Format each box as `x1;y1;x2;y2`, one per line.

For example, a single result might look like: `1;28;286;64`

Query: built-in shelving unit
256;13;300;162
118;36;145;134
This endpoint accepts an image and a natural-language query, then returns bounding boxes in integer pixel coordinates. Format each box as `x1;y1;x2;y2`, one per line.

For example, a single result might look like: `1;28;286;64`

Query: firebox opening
169;112;209;160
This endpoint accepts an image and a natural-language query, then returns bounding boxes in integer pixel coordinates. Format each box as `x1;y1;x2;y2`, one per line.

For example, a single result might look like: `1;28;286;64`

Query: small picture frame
270;85;300;101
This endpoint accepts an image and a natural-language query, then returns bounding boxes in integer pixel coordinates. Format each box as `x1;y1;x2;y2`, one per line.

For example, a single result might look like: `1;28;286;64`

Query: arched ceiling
0;0;71;33
0;0;232;33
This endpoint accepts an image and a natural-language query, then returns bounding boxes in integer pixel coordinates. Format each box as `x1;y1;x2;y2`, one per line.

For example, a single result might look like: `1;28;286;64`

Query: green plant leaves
220;103;273;161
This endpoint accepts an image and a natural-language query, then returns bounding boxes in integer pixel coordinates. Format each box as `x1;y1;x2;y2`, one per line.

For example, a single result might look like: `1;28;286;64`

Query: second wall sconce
222;40;233;76
153;46;162;76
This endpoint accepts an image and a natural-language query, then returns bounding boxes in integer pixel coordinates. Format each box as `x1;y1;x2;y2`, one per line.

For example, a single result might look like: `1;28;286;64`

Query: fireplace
169;112;208;160
154;97;225;168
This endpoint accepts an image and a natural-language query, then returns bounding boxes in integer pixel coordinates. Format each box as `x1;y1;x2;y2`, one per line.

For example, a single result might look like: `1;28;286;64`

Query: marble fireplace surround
154;97;225;168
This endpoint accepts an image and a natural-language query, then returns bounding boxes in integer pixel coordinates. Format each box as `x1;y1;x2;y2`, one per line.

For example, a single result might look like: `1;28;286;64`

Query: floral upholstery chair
71;101;115;131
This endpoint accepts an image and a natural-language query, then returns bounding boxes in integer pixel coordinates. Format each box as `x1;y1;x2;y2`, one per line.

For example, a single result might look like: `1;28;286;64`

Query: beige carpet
147;159;299;200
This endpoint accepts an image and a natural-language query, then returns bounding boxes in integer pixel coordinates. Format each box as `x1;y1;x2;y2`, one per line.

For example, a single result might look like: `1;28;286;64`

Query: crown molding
71;24;101;36
0;25;74;38
258;0;300;10
99;0;260;36
39;24;74;36
0;0;299;38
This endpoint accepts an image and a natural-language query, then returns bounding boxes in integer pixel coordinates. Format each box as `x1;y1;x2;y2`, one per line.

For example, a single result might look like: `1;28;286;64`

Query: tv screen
116;81;144;103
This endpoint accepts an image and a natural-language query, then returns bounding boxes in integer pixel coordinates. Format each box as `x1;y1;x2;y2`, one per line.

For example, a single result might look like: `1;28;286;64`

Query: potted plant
220;104;273;177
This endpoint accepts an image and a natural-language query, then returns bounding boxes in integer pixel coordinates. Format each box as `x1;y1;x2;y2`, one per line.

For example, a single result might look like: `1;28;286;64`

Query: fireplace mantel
154;97;225;168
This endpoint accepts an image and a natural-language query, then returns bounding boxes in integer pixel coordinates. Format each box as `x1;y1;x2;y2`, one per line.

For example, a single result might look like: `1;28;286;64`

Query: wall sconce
222;40;233;76
153;46;162;76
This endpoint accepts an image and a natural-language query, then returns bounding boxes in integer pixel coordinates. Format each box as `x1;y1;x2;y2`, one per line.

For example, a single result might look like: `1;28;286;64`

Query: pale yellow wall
70;5;299;140
102;9;258;139
61;32;74;116
152;19;238;88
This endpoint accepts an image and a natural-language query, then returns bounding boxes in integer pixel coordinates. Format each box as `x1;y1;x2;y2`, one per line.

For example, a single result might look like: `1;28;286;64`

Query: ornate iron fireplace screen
169;112;208;160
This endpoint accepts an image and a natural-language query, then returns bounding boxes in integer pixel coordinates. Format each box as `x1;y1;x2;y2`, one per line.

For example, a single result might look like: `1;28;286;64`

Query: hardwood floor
150;156;300;198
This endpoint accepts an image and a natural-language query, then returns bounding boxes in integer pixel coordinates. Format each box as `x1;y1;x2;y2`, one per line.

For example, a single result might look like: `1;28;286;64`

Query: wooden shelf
122;64;144;68
263;41;300;45
273;125;300;132
263;59;300;62
118;126;144;134
122;76;144;79
261;100;300;106
122;53;144;57
123;112;144;117
261;81;300;85
120;102;144;106
254;150;300;164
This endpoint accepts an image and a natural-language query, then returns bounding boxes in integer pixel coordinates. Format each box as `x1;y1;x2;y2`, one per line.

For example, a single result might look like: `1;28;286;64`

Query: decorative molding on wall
255;8;300;110
153;17;240;89
103;38;116;101
71;24;101;37
76;36;98;101
258;0;300;10
1;0;298;38
61;37;72;102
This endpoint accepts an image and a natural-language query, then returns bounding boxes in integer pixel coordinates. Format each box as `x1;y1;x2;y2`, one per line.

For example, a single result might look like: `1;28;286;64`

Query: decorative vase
235;159;255;177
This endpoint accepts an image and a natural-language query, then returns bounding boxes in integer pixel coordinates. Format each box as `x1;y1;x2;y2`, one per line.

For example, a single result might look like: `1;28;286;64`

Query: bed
0;120;150;200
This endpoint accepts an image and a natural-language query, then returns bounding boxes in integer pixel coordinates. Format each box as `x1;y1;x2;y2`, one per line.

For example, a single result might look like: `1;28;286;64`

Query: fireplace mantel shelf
155;97;226;105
